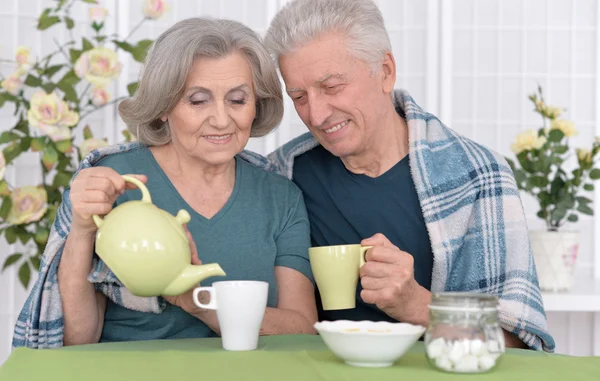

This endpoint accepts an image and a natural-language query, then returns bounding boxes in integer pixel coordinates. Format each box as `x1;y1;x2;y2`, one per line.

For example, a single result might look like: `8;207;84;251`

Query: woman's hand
69;167;147;235
163;226;206;315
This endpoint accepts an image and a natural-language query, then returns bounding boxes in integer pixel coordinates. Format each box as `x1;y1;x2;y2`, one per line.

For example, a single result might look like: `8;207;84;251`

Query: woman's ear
160;114;168;122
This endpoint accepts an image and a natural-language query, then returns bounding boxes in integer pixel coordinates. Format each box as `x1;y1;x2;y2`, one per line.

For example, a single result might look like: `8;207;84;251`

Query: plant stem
123;18;147;41
79;95;126;120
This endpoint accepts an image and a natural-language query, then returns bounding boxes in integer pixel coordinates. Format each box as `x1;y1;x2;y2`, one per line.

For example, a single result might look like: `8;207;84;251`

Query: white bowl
314;320;426;367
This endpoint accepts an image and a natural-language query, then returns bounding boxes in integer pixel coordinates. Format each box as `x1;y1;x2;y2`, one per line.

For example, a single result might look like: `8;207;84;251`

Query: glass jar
424;292;505;373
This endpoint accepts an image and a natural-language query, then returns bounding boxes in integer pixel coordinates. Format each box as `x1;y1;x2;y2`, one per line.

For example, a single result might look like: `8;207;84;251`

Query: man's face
279;32;394;159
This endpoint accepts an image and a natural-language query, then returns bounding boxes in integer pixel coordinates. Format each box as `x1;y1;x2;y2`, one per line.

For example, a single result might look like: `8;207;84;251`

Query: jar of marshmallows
424;292;505;373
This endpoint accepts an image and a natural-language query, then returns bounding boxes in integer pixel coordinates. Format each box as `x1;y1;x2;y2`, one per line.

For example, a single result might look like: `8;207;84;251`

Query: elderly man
257;0;554;351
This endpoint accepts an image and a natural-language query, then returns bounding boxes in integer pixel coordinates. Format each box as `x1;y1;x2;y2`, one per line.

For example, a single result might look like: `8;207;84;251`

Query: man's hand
359;233;431;326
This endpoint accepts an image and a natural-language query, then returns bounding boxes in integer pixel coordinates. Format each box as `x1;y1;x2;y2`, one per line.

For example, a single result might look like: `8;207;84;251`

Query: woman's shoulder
92;142;149;173
237;156;302;197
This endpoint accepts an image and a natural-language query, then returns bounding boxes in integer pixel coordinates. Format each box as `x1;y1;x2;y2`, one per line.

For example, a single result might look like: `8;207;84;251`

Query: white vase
529;230;580;292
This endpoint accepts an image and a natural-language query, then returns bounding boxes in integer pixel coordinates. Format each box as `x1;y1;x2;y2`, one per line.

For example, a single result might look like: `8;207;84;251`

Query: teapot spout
162;263;226;296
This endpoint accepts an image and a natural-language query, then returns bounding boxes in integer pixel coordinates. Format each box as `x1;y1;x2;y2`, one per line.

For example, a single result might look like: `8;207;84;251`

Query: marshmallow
426;337;446;359
435;355;454;372
455;355;479;372
487;340;501;354
469;339;485;357
478;354;497;371
448;341;466;364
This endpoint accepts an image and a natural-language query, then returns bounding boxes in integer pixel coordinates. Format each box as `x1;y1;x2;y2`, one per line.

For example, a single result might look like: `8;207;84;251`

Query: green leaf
59;70;80;86
553;145;569;154
69;48;82;64
18;262;31;289
64;16;74;29
584;183;595;191
0;131;21;144
82;37;94;52
53;171;73;188
41;83;56;93
0;181;9;196
113;40;135;53
590;169;600;180
16;229;31;245
550;176;566;198
44;64;63;78
529;176;548;188
55;139;72;153
38;15;61;30
548;129;565;142
81;0;98;3
30;137;46;152
3;142;24;164
567;214;579;222
29;256;41;271
5;227;17;244
513;169;527;187
83;126;93;140
42;145;58;171
92;22;104;33
132;40;153;62
2;253;22;271
14;118;30;135
551;207;567;223
577;196;592;205
0;196;12;220
0;94;5;108
578;203;594;215
537;210;548;219
57;82;77;103
127;82;139;96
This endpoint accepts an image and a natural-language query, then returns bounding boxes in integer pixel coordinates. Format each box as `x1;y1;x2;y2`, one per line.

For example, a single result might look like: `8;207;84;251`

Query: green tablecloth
1;335;599;381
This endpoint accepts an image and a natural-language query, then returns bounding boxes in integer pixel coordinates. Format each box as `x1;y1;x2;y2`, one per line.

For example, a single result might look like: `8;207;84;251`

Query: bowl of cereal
314;320;426;367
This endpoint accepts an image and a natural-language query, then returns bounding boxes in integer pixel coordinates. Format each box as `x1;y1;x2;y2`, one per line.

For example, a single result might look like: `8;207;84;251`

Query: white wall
0;0;598;364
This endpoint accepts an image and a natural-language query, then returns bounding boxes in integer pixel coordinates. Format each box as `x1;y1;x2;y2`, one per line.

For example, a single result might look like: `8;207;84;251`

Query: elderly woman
54;17;317;344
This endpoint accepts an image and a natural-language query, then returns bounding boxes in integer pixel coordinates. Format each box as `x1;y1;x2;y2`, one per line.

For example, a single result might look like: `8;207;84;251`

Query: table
1;335;599;381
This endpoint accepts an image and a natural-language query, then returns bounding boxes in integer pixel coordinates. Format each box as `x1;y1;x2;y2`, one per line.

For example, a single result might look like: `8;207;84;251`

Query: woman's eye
190;100;206;105
230;99;246;105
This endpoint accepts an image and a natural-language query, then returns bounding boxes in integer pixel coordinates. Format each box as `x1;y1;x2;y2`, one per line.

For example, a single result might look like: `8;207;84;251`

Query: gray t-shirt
96;145;312;342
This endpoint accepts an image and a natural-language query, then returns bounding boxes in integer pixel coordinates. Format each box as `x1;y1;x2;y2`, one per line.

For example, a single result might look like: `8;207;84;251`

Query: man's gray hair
119;17;283;146
264;0;391;69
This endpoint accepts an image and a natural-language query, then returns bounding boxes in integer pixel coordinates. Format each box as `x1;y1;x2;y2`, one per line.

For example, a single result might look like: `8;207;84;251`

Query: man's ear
381;51;396;94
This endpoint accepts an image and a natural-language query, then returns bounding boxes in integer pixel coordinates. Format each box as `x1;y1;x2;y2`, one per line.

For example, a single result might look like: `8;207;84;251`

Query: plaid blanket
13;89;554;352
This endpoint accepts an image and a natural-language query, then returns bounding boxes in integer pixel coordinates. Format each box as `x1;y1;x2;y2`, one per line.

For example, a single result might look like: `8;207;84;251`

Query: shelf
541;274;600;312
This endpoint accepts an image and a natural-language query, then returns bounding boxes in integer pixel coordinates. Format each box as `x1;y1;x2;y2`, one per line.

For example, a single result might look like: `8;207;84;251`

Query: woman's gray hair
119;17;283;146
264;0;391;71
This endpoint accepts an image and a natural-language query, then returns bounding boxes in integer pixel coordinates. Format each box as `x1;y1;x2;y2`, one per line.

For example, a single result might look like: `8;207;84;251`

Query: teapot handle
92;175;152;228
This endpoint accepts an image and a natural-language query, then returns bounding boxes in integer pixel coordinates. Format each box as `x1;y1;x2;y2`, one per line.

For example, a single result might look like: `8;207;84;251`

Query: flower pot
529;230;580;292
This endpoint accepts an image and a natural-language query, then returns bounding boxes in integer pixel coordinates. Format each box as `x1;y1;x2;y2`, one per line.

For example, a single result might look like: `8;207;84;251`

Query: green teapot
92;175;225;297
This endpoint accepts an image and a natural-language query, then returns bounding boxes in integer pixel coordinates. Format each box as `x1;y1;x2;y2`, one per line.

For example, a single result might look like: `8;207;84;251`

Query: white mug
193;280;269;351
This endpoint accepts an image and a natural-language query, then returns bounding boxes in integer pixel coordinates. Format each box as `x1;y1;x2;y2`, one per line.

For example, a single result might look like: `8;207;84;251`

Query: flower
143;0;168;19
79;138;110;157
544;106;563;119
7;186;48;225
576;148;592;164
75;47;121;87
90;87;110;106
89;7;108;23
0;151;5;181
550;119;577;137
1;73;24;96
15;46;31;75
27;91;79;141
511;130;547;154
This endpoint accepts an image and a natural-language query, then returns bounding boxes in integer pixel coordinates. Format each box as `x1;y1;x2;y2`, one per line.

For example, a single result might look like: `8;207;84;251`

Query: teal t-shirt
96;145;312;342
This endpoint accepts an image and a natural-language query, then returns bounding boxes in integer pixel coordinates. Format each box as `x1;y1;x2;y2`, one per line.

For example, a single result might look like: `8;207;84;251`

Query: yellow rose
79;138;110;157
91;87;110;106
1;73;24;96
143;0;168;19
0;151;5;182
595;137;600;144
7;186;48;225
576;148;592;164
511;130;547;154
550;119;577;137
75;47;122;87
535;100;545;113
27;91;79;141
89;7;108;23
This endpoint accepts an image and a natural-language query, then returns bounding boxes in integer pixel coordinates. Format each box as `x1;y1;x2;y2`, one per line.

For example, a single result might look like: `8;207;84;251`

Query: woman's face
164;51;256;166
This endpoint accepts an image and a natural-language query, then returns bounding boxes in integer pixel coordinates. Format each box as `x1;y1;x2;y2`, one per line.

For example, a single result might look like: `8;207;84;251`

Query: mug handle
359;246;373;267
193;287;217;310
92;175;152;228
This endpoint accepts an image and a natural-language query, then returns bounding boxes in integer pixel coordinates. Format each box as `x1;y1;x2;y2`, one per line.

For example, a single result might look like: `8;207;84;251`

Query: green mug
308;244;372;310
